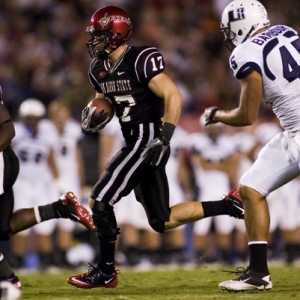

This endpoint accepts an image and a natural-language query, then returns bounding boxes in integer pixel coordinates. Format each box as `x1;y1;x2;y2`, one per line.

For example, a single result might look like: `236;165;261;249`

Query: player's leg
165;188;244;230
219;133;300;291
67;141;152;289
67;197;119;289
9;191;94;235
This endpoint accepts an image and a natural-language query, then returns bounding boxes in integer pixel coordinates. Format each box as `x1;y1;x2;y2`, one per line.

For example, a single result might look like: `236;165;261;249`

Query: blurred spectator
185;117;242;264
48;100;85;268
11;98;60;270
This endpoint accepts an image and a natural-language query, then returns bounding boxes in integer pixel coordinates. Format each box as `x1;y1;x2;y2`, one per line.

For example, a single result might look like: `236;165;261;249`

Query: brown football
87;97;114;123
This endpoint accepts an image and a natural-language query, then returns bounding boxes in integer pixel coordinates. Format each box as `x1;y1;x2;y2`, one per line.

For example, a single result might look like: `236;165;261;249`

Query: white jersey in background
54;119;82;196
12;119;59;235
13;119;57;182
166;126;188;207
186;129;238;235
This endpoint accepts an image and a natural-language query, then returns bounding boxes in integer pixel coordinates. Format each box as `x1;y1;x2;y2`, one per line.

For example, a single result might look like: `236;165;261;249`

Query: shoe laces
85;263;98;274
85;263;120;275
221;266;249;280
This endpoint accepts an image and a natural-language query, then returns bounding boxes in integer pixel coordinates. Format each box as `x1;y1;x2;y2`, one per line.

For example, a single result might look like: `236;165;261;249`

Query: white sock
248;241;268;245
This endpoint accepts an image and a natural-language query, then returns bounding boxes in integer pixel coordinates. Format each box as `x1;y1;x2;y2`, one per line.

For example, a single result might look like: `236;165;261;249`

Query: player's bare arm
148;72;183;126
207;71;262;126
141;72;183;166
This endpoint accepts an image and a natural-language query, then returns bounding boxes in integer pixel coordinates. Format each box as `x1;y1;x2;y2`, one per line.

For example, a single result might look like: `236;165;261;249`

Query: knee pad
92;202;120;242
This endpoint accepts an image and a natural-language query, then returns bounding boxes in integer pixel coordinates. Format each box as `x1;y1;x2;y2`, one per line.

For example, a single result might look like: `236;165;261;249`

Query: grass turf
18;265;300;300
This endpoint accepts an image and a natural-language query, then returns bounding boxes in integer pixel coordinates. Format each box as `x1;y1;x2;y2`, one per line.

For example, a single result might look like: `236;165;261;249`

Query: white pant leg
240;132;300;196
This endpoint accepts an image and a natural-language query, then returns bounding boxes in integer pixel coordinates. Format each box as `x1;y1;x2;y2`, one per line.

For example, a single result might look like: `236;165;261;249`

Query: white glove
204;106;219;125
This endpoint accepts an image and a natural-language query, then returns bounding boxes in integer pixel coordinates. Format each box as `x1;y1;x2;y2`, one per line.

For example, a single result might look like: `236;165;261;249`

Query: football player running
68;6;244;289
205;0;300;292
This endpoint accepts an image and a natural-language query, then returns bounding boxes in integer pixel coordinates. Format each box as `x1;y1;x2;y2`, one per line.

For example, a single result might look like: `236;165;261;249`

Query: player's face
23;116;40;136
93;32;107;52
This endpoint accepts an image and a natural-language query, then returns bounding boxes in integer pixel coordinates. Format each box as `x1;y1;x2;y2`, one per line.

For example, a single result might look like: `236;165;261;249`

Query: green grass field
18;265;300;300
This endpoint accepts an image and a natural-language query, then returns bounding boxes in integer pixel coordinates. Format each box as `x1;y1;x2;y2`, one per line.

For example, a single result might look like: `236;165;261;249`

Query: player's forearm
213;108;255;126
163;93;183;126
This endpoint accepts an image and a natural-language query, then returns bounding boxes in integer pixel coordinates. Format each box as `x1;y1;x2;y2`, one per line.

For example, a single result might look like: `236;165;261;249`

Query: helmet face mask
86;6;133;58
86;28;110;59
221;0;270;51
221;25;237;52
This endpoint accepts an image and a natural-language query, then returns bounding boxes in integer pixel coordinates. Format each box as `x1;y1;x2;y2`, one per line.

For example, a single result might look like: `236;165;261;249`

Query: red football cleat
60;192;95;230
67;265;118;289
224;188;244;219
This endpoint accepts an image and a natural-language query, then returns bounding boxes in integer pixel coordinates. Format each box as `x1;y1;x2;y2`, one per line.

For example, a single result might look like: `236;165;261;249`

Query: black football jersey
88;46;165;131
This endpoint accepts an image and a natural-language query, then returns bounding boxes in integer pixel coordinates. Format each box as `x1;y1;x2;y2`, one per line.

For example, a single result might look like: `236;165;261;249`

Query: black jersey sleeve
134;47;165;84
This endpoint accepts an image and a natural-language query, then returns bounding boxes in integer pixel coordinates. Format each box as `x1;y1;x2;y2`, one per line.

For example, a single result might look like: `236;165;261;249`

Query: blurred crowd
0;0;300;271
0;0;299;121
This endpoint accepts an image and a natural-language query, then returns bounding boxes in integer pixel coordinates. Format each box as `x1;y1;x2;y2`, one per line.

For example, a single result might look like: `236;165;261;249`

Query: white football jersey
101;116;124;155
54;119;82;190
230;25;300;131
187;132;236;163
12;119;57;181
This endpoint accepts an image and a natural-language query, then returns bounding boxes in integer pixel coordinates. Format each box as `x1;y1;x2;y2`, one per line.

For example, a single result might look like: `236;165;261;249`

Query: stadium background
0;0;299;270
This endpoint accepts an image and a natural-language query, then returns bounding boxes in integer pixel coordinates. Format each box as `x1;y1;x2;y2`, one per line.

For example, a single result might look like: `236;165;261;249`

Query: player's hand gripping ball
81;97;114;134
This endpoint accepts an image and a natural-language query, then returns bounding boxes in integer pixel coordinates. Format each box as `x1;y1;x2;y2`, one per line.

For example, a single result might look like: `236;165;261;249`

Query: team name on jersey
100;80;132;93
252;25;287;46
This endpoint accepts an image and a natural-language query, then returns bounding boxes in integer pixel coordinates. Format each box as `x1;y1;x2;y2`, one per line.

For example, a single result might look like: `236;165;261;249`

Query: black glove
81;106;109;134
141;136;169;167
204;106;219;126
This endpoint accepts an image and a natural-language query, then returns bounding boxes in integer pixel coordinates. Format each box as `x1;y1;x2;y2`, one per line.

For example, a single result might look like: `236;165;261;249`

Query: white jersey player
48;100;85;267
11;99;60;270
186;120;240;264
204;0;300;291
